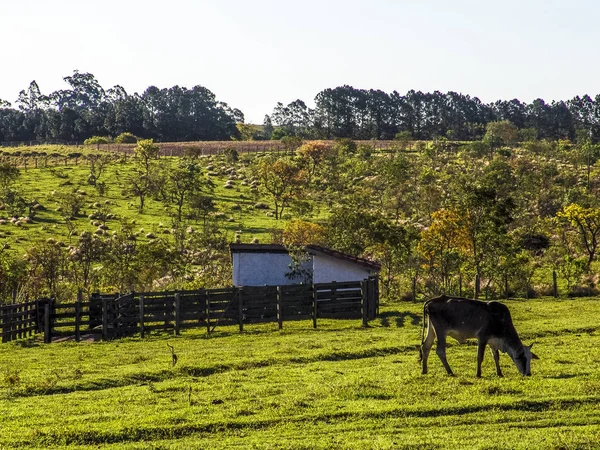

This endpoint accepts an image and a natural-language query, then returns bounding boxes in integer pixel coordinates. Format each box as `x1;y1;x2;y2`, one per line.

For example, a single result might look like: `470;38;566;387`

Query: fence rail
0;278;379;343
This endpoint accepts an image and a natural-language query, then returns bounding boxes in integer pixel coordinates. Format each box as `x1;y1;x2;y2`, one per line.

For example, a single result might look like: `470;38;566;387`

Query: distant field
2;297;600;449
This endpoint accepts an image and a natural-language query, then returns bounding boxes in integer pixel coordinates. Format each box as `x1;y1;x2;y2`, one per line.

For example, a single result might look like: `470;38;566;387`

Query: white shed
229;244;380;286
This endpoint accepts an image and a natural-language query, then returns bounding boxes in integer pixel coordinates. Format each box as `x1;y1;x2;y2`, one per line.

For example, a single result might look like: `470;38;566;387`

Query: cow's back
426;296;508;339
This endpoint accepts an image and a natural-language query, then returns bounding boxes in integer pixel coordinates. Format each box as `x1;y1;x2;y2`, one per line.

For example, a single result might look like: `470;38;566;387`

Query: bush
114;132;138;144
223;147;239;163
84;136;111;145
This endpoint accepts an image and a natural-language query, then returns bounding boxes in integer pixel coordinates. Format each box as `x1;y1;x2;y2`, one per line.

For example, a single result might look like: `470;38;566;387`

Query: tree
263;114;274;139
86;154;111;187
557;204;600;270
252;156;307;219
484;120;519;153
0;159;20;192
296;141;333;182
68;231;106;293
162;160;205;222
282;220;326;246
134;139;160;178
418;209;470;293
25;241;67;298
125;139;161;212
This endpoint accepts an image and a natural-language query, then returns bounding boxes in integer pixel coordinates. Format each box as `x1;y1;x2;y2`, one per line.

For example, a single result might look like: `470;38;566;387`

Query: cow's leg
420;320;435;375
491;348;503;377
476;340;487;378
435;334;454;376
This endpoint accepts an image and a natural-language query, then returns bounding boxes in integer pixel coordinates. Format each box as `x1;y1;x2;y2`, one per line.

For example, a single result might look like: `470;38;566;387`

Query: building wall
232;252;312;286
312;254;373;284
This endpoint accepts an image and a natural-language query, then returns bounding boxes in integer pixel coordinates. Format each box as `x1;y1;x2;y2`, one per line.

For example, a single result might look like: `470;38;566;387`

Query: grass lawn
2;297;600;449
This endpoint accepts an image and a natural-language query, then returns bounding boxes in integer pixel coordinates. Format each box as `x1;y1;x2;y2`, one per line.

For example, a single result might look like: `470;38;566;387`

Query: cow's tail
419;300;430;363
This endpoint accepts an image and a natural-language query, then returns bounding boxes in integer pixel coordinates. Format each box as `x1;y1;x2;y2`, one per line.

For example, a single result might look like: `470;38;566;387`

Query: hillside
0;137;598;303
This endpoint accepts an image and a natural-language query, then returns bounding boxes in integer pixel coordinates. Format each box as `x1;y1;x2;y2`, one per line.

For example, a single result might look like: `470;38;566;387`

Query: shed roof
229;243;380;270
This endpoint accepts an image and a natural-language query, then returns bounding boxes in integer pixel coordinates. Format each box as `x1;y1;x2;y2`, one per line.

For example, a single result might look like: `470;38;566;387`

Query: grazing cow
420;295;539;377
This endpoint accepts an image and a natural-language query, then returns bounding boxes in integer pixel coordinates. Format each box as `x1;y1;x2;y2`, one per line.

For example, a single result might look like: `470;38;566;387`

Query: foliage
282;220;326;246
484;120;519;148
53;189;86;218
222;147;238;164
114;132;138;143
557;203;600;270
252;156;307;220
83;136;111;145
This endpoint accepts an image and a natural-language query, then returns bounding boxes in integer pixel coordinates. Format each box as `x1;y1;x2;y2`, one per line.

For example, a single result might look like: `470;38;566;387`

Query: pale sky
1;0;599;123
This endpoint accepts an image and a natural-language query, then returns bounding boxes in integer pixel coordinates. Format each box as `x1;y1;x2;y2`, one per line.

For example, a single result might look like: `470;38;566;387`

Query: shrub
114;132;138;144
84;136;111;145
223;148;239;163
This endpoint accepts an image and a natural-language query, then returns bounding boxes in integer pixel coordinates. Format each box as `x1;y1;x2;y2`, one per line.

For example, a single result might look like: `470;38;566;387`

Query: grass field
2;297;600;449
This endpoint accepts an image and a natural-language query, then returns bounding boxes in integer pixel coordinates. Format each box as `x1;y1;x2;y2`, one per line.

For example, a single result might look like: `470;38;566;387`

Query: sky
1;0;600;124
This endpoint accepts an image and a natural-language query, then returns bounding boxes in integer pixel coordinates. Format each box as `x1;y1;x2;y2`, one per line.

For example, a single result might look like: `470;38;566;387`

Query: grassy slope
1;153;283;254
2;298;600;449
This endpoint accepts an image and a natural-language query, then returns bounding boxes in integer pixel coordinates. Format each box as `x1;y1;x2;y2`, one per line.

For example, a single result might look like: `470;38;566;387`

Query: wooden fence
0;278;379;343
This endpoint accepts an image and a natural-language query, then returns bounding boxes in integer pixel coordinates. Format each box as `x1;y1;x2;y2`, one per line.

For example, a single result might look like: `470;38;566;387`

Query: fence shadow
379;311;421;328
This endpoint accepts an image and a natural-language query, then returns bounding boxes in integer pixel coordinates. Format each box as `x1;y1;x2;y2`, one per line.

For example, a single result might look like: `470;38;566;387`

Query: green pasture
2;297;600;449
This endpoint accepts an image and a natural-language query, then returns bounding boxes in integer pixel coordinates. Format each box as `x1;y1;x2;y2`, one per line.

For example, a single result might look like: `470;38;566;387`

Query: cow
419;295;539;377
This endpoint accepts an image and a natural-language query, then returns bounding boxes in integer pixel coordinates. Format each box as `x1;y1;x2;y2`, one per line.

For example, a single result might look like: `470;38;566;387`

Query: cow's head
512;344;539;376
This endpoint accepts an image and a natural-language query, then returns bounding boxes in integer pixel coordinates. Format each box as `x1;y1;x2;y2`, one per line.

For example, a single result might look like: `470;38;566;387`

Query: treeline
0;71;240;143
3;73;600;145
270;86;600;142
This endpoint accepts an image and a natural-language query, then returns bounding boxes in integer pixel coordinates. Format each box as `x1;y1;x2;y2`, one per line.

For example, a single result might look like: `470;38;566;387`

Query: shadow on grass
5;344;418;399
544;373;579;379
18;395;600;447
379;311;421;328
9;338;41;349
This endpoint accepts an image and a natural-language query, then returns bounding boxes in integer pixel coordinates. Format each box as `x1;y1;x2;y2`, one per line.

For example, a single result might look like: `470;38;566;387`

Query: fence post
238;288;244;332
75;289;82;342
139;295;145;339
361;280;369;328
165;295;171;331
44;303;51;344
277;286;283;330
0;307;5;343
89;293;101;330
174;293;181;336
206;291;211;334
10;304;16;340
312;284;318;329
16;303;21;340
102;298;108;341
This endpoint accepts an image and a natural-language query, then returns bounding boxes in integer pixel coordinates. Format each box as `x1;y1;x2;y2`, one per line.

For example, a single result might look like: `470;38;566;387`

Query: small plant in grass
3;367;20;386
